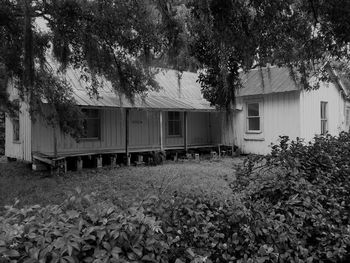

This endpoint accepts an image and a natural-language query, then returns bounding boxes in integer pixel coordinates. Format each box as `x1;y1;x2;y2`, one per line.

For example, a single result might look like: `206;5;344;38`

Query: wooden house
5;64;350;167
5;67;233;169
230;66;350;154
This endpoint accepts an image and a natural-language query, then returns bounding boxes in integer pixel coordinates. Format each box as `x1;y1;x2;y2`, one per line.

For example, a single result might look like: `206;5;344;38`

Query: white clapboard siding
300;81;346;142
31;108;224;157
32;108;127;156
5;83;32;162
234;91;301;155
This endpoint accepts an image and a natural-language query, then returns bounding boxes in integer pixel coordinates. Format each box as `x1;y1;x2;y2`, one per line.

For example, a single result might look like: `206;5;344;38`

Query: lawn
0;157;241;210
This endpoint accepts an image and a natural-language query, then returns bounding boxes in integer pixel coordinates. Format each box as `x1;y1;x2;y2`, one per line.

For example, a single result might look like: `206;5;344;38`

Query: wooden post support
184;111;188;152
159;112;164;150
77;157;83;171
125;108;130;166
194;153;200;161
63;158;67;173
57;158;67;174
110;154;117;167
127;154;131;166
173;152;178;162
96;155;102;168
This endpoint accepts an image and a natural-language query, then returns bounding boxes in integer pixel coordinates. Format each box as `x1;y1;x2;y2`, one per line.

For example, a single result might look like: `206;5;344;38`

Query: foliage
0;188;168;263
187;0;350;108
0;0;176;138
1;134;350;262
3;0;350;130
234;133;350;262
148;133;350;262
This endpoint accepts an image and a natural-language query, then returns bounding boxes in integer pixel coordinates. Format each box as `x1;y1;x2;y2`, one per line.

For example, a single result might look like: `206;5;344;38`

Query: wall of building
300;81;347;142
32;108;222;157
32;108;160;156
187;112;212;146
162;111;213;149
233;91;301;155
210;112;235;146
5;83;32;161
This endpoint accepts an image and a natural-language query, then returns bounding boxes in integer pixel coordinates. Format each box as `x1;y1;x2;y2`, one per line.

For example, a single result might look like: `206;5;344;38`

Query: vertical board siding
5;84;32;161
32;116;54;156
21;102;32;161
209;112;221;144
56;108;125;154
234;91;301;154
32;108;229;156
129;110;160;149
5;116;22;158
33;108;163;156
345;101;350;132
210;112;235;146
300;82;346;142
187;112;211;145
163;111;225;148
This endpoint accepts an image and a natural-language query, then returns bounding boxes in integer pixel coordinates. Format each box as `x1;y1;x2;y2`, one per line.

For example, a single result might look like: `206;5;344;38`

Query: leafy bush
1;133;350;262
234;133;350;262
0;188;168;263
147;133;350;262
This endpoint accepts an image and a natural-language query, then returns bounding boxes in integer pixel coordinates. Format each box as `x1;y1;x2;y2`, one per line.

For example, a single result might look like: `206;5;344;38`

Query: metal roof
335;71;350;97
51;59;342;108
47;58;215;111
237;67;299;97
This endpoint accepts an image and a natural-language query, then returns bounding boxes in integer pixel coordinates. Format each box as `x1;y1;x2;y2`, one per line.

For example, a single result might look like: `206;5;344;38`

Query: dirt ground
0;157;243;210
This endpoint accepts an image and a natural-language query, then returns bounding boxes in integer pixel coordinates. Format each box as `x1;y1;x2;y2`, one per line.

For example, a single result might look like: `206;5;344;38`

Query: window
168;111;181;136
346;107;350;127
320;101;328;135
81;108;100;139
246;102;261;132
12;100;20;142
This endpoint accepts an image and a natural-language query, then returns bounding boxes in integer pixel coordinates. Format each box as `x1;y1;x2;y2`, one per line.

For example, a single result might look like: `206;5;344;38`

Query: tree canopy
1;0;350;129
188;0;350;108
0;0;182;136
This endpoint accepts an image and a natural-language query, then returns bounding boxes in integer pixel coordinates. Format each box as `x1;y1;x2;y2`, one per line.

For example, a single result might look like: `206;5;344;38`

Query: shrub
147;133;350;262
1;133;350;262
0;188;168;263
234;133;350;262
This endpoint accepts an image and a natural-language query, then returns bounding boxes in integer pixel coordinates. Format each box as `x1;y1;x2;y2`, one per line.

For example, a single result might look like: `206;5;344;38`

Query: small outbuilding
230;66;350;154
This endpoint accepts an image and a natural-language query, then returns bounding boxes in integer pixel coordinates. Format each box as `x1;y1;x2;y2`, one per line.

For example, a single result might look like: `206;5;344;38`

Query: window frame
80;108;101;140
246;100;263;134
12;100;20;143
167;111;182;137
346;106;350;127
320;101;328;135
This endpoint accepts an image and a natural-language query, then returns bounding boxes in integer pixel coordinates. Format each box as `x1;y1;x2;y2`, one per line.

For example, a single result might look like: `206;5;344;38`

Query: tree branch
309;0;319;25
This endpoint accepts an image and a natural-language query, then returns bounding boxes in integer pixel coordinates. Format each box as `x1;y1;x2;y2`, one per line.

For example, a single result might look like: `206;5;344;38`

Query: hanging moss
0;112;4;155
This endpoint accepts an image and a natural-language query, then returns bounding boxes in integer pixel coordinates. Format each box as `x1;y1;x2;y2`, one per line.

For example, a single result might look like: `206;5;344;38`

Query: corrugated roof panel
237;67;299;97
61;66;216;111
47;58;310;109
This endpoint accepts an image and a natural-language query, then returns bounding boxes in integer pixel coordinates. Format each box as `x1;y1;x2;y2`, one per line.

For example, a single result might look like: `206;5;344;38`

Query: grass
0;157;242;210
